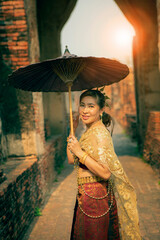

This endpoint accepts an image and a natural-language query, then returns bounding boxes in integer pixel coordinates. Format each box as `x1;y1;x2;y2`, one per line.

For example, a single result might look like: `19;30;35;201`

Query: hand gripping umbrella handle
68;83;74;135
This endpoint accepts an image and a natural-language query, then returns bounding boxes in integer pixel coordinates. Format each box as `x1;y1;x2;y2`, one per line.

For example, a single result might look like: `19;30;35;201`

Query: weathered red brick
4;2;24;8
12;37;18;40
143;111;160;168
8;45;28;50
0;26;7;30
7;41;17;46
0;33;7;37
16;53;28;56
17;41;28;46
14;20;26;25
0;42;8;45
14;10;26;17
17;61;30;65
1;5;14;10
15;4;25;9
2;10;14;15
10;57;20;61
14;0;24;3
7;32;19;37
6;24;27;29
1;1;22;5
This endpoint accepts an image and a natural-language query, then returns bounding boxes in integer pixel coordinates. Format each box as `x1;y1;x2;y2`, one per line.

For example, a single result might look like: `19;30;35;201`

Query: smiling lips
82;115;90;120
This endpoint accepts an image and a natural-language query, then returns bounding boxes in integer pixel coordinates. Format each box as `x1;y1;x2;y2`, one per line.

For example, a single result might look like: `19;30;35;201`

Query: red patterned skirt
70;181;120;240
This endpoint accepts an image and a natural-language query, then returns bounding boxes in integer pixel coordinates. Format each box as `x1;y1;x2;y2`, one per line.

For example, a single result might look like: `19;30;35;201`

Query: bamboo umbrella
8;46;129;135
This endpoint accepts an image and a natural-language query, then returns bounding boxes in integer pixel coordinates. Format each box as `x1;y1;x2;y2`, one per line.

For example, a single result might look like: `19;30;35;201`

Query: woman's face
79;96;103;127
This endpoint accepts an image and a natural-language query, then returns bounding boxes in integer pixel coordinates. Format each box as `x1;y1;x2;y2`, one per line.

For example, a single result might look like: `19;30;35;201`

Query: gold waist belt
78;175;104;185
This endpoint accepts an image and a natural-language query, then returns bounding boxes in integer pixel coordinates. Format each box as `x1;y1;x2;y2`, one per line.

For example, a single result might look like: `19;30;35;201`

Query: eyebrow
80;102;95;105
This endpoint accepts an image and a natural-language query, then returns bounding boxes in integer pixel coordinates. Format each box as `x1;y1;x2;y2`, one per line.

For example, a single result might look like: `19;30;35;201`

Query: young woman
67;89;141;240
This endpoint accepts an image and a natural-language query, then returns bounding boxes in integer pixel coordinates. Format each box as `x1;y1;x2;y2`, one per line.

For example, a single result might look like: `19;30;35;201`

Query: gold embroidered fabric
78;175;104;185
79;121;141;240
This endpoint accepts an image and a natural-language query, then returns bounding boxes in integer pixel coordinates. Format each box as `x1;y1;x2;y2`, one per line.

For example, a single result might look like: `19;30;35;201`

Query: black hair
80;89;114;135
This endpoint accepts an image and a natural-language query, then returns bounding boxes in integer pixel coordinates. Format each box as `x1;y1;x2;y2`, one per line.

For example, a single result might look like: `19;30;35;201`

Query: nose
83;106;88;113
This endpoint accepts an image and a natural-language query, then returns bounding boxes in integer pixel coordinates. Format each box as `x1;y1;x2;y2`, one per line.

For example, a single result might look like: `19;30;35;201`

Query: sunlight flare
114;28;135;48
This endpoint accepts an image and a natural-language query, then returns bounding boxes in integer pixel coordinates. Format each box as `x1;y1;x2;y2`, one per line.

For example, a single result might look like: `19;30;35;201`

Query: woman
67;89;141;240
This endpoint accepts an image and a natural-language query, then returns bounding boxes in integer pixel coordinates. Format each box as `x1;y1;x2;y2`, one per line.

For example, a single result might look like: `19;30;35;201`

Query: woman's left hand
67;135;83;157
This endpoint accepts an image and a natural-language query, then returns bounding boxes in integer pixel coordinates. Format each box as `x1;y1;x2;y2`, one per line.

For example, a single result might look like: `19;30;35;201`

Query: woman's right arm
67;112;79;165
67;144;75;164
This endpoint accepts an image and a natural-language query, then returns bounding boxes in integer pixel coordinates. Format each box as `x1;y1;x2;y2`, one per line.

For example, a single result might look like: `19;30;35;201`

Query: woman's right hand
67;135;83;158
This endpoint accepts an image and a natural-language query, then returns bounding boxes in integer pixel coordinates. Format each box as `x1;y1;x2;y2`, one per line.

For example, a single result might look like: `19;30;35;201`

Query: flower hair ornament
97;86;111;109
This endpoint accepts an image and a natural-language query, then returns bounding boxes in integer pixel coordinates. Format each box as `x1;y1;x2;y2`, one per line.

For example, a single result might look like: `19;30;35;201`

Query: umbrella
8;46;129;134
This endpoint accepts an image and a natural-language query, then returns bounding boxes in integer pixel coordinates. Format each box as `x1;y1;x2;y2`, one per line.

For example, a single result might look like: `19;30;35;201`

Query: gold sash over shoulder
78;120;141;240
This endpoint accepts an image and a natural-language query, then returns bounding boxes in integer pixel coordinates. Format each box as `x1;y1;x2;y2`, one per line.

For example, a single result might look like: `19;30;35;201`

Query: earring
100;112;104;122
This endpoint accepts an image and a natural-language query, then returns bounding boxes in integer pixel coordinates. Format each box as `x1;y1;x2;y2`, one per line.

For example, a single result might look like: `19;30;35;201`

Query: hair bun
102;112;111;127
102;112;114;135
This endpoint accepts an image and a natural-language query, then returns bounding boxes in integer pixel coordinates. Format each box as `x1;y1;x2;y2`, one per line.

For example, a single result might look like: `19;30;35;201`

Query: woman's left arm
68;135;111;180
81;153;111;180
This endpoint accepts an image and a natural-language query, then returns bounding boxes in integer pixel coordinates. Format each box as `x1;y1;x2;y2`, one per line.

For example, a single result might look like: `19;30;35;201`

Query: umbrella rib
9;65;48;87
13;69;49;90
29;69;57;91
18;69;53;91
43;70;61;91
51;58;85;83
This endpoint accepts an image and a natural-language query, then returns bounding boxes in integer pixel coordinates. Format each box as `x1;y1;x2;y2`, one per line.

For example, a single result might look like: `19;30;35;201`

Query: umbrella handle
68;83;74;135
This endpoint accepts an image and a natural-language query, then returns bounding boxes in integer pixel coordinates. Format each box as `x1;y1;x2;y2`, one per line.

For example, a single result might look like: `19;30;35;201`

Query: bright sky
61;0;135;66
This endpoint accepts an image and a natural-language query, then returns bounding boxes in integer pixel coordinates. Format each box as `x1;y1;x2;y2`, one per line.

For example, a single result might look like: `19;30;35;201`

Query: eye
80;103;84;107
89;105;94;108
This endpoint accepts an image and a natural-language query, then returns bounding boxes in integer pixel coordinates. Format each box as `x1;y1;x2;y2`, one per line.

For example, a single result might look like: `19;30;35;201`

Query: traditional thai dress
70;120;141;240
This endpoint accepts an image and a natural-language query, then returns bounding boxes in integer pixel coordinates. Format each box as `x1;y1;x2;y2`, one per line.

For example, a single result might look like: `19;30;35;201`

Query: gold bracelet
79;152;88;165
81;152;87;163
79;152;86;164
83;153;88;165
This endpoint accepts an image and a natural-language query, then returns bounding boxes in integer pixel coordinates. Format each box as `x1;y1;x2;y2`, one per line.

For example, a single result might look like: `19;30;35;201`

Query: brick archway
114;0;160;154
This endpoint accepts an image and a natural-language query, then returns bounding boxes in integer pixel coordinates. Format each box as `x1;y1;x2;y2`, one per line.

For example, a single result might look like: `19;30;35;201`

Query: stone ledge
0;155;37;193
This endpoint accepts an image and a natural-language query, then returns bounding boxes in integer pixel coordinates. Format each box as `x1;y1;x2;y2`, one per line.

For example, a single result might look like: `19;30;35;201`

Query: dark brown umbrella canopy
8;48;129;135
8;52;129;92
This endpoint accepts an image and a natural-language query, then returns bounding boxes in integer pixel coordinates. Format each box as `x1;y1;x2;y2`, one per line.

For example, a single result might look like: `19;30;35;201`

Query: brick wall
0;0;32;141
0;156;40;240
143;111;160;172
0;135;65;240
105;68;137;139
105;74;160;172
157;0;160;70
0;0;30;70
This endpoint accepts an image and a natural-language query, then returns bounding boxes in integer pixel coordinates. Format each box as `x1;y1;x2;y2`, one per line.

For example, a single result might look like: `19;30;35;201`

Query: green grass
57;164;64;175
34;207;42;216
53;178;58;182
